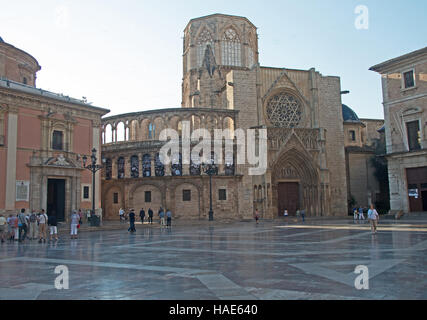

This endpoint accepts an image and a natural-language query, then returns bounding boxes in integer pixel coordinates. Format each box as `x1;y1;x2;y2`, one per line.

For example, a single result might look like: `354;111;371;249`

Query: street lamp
82;148;103;226
201;160;217;221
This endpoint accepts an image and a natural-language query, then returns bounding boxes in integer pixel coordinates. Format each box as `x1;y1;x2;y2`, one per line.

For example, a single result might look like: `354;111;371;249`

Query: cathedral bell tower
181;14;259;109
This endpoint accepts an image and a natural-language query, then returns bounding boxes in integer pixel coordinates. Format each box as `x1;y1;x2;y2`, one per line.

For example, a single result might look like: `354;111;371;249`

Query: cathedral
0;14;384;222
100;14;372;221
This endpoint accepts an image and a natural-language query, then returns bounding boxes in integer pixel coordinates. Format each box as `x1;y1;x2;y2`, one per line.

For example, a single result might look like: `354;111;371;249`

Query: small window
406;120;421;151
349;130;356;141
23;77;27;85
219;189;227;201
403;70;415;89
183;190;191;201
113;193;119;204
52;130;63;150
83;186;90;199
145;191;152;203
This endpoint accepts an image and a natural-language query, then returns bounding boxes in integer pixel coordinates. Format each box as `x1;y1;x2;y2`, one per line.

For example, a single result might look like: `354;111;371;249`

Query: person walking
70;210;80;239
0;214;6;243
38;209;48;243
48;214;58;241
300;209;306;223
358;206;365;221
139;208;145;224
166;209;172;228
28;210;38;240
78;209;83;225
18;209;28;243
284;209;289;219
254;209;260;224
119;208;125;223
367;204;379;234
148;208;154;224
128;209;136;233
159;209;165;227
7;214;16;242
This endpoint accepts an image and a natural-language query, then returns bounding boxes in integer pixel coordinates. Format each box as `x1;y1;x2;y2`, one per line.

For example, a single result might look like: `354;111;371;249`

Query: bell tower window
221;28;241;67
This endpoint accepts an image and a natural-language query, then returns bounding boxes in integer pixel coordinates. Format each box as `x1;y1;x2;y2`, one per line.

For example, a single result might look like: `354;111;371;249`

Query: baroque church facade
100;14;351;220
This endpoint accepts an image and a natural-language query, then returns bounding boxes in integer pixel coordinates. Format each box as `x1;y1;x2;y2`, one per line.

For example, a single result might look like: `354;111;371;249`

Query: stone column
150;153;155;177
112;157;118;180
165;162;171;176
139;153;144;178
5;107;18;211
124;156;131;178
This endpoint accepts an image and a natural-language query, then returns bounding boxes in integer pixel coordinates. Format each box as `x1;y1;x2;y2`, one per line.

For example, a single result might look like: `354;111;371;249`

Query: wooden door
278;182;299;216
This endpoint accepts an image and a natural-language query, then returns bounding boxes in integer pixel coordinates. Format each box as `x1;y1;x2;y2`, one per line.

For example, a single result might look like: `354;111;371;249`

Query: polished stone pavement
0;218;426;300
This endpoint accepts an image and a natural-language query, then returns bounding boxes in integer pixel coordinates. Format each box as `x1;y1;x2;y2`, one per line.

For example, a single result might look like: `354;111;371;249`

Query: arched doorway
272;148;320;217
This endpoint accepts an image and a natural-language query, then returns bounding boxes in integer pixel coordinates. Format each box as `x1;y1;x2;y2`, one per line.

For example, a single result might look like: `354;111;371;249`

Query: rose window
266;92;302;128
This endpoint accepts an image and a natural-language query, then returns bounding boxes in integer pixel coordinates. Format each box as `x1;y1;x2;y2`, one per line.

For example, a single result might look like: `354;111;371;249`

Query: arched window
221;28;241;67
225;152;235;176
197;28;214;68
142;154;151;177
116;122;125;142
148;123;156;139
130;155;139;178
117;157;125;179
155;153;165;177
105;158;112;180
171;153;182;176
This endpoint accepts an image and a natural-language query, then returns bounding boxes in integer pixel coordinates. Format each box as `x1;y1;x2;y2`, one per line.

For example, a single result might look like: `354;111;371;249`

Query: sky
1;0;426;119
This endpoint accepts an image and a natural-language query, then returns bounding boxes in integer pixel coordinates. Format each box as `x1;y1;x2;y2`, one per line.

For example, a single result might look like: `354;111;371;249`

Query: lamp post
82;148;103;226
202;160;217;221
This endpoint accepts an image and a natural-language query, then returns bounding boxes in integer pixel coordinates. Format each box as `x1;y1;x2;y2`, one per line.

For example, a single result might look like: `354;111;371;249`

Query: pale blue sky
1;0;426;119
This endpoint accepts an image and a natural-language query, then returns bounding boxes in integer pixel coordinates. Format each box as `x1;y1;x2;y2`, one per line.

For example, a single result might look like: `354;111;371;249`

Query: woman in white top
70;210;80;239
367;204;379;234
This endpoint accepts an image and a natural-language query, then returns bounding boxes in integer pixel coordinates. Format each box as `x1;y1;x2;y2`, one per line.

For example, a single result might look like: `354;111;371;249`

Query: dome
342;104;361;122
0;36;4;43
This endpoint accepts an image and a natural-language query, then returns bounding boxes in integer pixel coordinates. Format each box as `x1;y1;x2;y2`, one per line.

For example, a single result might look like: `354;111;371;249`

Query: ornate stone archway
271;146;321;217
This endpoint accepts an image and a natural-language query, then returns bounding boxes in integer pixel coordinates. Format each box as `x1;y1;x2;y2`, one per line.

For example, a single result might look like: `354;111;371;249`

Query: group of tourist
0;208;85;244
119;207;172;233
0;208;54;243
353;204;380;233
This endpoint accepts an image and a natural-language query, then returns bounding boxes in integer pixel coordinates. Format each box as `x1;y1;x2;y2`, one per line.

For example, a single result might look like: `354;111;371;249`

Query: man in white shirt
367;204;379;234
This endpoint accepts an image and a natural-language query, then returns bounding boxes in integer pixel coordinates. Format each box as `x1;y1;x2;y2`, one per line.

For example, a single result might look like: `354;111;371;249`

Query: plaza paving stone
0;217;426;300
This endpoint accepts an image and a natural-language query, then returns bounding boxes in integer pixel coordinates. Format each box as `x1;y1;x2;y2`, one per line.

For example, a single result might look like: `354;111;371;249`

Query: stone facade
101;14;351;220
370;47;427;213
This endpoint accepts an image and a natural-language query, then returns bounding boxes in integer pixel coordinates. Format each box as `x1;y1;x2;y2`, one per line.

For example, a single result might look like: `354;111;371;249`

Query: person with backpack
28;210;39;240
128;209;136;233
148;208;154;224
18;208;28;243
139;208;145;224
7;214;17;242
367;204;380;234
38;209;48;243
48;214;58;241
159;208;165;227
